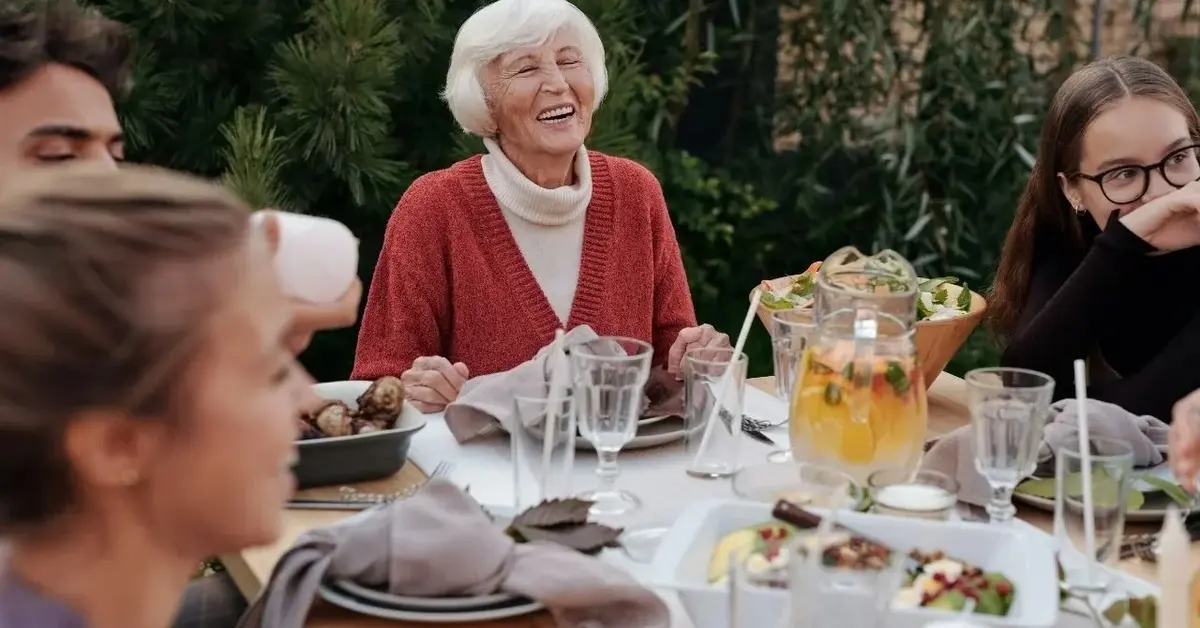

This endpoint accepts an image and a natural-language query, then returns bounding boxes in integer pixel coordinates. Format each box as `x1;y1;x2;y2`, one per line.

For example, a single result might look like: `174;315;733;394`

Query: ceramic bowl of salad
752;261;987;388
649;499;1059;628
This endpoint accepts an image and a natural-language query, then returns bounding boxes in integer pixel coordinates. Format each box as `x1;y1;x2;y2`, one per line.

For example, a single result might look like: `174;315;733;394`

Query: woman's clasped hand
402;356;471;413
1118;180;1200;252
401;324;730;413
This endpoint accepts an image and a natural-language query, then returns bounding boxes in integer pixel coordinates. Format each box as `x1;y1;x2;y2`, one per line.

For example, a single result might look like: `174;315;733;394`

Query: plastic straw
541;329;567;501
691;290;761;468
1073;358;1097;585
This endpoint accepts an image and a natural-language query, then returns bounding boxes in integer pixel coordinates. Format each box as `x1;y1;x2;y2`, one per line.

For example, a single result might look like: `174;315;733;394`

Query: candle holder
866;468;959;520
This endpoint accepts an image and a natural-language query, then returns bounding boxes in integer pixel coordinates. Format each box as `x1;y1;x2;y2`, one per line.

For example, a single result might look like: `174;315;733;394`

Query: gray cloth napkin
238;479;670;628
921;398;1169;506
445;325;604;443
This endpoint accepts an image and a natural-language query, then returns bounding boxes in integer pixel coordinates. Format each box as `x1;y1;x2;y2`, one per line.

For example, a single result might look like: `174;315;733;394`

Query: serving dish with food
293;378;427;488
649;499;1058;628
754;260;987;389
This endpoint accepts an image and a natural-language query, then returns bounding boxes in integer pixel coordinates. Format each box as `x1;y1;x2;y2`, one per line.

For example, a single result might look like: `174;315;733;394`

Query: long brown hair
989;56;1200;340
0;166;252;531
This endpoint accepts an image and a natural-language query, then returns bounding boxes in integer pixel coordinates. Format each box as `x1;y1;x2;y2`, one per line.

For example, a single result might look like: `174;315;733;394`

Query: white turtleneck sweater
481;137;592;324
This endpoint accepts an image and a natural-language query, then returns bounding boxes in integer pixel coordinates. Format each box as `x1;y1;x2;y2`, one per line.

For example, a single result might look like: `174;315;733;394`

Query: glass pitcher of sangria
788;247;928;484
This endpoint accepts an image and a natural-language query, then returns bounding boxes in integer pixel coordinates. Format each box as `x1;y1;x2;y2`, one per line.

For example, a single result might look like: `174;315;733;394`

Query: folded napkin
238;479;670;628
444;325;601;442
921;398;1169;506
445;327;684;444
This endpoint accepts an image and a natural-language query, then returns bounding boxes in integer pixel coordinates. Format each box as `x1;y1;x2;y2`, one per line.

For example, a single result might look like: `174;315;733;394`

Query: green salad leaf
956;283;972;309
1135;474;1193;507
1015;472;1145;511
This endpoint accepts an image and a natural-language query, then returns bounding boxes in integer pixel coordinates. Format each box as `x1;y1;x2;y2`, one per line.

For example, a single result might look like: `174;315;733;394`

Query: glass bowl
732;454;864;510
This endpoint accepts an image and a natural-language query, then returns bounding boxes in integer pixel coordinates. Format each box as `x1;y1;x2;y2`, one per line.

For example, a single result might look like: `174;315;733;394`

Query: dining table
219;372;1174;627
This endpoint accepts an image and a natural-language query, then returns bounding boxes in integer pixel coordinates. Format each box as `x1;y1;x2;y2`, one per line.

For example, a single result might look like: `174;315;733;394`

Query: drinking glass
729;528;902;628
965;367;1055;523
866;468;959;520
1054;431;1133;592
510;391;576;511
683;347;748;478
571;336;653;516
771;310;815;407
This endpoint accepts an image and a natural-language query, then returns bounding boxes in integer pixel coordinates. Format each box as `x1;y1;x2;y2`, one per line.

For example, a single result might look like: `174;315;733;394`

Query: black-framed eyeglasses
1067;143;1200;205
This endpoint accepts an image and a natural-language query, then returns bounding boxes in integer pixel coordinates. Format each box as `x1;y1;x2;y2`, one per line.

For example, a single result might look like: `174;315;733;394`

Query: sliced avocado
982;572;1015;615
975;587;1007;616
707;522;793;583
926;589;967;611
707;526;760;583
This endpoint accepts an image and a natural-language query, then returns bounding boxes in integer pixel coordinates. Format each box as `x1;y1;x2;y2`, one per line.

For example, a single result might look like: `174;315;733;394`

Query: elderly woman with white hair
352;0;729;412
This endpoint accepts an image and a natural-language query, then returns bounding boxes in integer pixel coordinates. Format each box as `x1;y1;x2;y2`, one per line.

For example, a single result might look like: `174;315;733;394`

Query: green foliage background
93;0;1200;382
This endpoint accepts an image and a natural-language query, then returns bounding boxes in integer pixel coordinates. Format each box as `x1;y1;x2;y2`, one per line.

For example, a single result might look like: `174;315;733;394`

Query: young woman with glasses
989;56;1200;420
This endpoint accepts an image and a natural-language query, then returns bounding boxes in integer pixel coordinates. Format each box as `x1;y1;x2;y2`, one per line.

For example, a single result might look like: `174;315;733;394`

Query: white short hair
442;0;607;138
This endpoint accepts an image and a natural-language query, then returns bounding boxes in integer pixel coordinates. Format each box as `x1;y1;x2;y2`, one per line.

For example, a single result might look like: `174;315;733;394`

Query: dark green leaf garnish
916;297;934;320
842;361;855;381
884;362;910;395
956;283;972;310
932;286;948;305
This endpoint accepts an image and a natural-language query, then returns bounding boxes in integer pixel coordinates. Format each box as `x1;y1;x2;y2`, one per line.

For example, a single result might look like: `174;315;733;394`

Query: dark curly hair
0;0;133;99
0;166;252;532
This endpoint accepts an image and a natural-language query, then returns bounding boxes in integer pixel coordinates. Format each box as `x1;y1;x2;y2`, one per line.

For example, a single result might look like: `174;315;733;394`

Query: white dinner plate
328;578;519;612
318;582;544;623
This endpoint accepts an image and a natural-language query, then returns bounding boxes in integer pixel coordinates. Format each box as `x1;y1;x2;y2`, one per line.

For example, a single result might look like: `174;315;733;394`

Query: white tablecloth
406;386;790;628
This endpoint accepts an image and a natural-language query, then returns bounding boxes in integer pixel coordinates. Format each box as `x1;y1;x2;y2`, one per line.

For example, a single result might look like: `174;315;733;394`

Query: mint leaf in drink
884;362;911;395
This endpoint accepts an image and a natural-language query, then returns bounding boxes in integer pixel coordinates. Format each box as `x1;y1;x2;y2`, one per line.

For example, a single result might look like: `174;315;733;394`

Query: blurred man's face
0;63;123;190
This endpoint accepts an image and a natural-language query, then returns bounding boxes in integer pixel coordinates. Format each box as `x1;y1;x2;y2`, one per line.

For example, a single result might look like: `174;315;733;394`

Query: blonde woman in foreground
0;166;313;628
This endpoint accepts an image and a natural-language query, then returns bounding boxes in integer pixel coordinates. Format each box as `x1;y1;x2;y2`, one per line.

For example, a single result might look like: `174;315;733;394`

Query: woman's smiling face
485;28;595;160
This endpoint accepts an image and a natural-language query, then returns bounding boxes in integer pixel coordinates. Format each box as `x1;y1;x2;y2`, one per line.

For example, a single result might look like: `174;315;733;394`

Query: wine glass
965;367;1055;523
571;336;653;516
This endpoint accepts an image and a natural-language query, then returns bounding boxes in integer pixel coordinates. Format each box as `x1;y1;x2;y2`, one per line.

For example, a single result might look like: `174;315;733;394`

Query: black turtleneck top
1000;210;1200;420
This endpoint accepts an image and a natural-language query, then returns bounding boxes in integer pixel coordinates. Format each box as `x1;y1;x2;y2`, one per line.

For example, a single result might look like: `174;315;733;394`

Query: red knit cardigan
350;151;697;380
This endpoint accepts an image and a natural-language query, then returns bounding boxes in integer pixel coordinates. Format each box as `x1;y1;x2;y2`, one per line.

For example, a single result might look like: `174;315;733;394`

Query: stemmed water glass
571;336;654;516
965;367;1055;523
